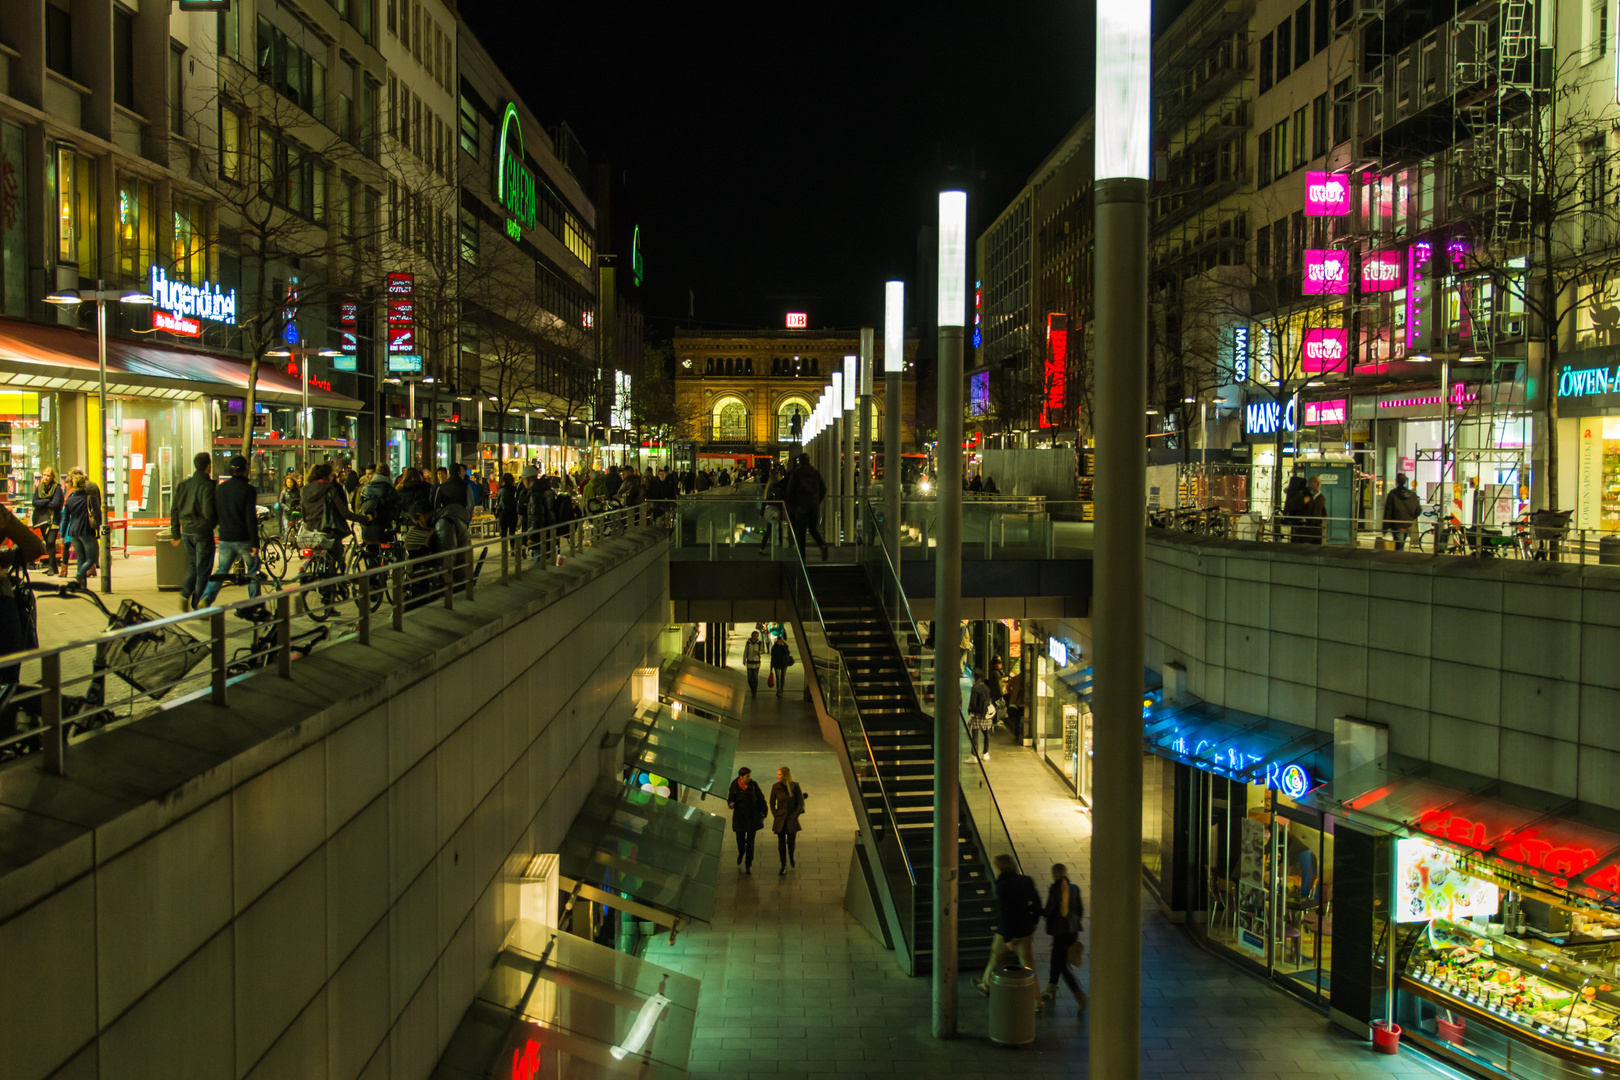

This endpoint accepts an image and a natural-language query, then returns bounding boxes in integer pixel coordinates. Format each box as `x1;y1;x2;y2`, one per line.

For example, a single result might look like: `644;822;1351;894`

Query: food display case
1400;916;1620;1073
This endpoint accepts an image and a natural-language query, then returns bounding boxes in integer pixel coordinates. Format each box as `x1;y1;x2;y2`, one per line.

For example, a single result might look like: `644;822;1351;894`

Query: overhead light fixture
1183;397;1196;403
265;349;292;358
1145;409;1159;415
422;376;436;384
43;290;82;306
120;292;155;305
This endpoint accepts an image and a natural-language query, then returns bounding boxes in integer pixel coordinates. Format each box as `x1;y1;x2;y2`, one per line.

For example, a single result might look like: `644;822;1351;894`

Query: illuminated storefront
1555;352;1620;533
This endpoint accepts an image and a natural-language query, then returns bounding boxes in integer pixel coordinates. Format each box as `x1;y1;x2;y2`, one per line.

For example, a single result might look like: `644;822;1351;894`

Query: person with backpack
493;473;519;538
1042;863;1087;1014
968;667;995;759
1383;472;1422;550
61;469;102;588
357;465;398;547
300;462;367;565
972;854;1044;997
743;630;764;697
769;635;793;698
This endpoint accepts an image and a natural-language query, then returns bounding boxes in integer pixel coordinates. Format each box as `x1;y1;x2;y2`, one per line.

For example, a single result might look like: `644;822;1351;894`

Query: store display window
0;392;57;501
107;396;207;519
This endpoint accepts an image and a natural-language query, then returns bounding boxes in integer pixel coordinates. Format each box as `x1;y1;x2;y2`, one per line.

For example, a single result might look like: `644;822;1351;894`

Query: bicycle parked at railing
295;532;386;621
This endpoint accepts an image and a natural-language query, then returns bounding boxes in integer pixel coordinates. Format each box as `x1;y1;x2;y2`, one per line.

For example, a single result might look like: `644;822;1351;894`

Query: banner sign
387;273;415;355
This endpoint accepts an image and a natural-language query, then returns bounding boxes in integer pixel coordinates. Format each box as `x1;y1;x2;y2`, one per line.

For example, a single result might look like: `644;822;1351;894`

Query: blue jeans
200;540;260;605
181;534;216;604
71;536;97;581
746;666;759;692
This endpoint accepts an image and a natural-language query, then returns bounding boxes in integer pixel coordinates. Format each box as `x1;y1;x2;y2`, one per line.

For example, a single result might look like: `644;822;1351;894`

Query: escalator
787;550;1012;975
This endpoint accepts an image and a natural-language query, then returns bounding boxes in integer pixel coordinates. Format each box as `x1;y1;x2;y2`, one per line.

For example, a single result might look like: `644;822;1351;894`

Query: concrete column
933;323;963;1038
1090;177;1148;1080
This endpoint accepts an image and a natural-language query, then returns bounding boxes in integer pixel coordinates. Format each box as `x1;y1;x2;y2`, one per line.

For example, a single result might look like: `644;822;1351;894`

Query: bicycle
255;508;290;581
295;536;363;622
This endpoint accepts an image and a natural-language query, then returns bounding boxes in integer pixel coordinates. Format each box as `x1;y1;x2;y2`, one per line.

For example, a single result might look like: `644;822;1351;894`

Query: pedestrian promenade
645;691;1468;1079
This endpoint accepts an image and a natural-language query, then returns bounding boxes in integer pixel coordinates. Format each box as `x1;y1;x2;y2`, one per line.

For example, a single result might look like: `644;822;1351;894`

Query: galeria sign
497;104;537;235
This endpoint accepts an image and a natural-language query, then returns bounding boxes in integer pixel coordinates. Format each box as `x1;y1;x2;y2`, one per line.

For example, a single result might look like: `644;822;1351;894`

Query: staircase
805;564;999;973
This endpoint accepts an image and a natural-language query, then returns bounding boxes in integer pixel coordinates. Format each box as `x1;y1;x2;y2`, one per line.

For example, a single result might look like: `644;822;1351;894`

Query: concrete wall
0;532;670;1080
1145;534;1620;810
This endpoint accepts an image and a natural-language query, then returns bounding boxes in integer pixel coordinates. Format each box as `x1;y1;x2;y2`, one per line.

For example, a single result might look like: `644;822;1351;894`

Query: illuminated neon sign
150;266;236;324
1361;250;1402;292
1044;313;1068;427
496;104;537;235
1303;399;1347;425
1163;732;1313;792
153;309;201;337
1558;363;1620;400
1304;172;1350;216
1232;326;1250;383
1245;398;1296;435
786;312;808;329
1303;250;1349;295
1302;328;1348;374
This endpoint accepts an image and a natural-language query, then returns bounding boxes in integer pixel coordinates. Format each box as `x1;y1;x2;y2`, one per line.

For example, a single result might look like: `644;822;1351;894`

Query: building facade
673;328;918;465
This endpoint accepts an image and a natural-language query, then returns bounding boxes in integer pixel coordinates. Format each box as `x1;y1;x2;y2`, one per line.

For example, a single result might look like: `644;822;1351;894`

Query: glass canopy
624;700;739;797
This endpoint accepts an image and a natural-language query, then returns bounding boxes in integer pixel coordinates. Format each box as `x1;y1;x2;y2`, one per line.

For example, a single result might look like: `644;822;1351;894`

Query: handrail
0;502;663;770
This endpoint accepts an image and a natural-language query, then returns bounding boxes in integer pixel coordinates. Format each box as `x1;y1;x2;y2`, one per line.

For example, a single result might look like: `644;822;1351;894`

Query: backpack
552;491;578;522
359;484;391;526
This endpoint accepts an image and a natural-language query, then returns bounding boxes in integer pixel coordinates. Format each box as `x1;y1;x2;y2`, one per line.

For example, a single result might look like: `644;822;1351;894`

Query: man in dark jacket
200;455;263;613
603;465;622;498
170;451;219;612
1383;472;1421;550
357;465;398;546
783;453;829;560
726;767;769;873
973;853;1045;995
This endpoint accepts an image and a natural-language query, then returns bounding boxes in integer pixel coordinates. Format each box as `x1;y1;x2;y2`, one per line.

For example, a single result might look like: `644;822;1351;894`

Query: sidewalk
645;698;1463;1079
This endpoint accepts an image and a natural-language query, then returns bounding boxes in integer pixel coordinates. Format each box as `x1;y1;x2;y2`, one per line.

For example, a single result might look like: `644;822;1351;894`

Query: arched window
712;397;749;441
745;357;755;375
810;358;820;376
777;397;812;441
704;358;714;375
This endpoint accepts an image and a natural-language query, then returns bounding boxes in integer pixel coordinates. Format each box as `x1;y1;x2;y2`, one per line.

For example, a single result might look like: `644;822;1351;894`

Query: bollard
465;547;476;602
41;653;63;775
501;536;510;585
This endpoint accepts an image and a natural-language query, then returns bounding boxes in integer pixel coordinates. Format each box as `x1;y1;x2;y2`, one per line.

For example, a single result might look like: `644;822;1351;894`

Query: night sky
459;1;1189;335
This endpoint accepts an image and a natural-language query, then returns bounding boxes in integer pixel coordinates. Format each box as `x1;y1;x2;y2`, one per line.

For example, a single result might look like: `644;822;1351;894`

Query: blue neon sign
1162;732;1313;793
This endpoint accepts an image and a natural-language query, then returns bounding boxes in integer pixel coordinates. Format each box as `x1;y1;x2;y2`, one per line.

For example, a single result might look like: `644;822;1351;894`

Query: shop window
55;147;96;271
173;197;207;284
1;122;26;317
114;9;135;109
116;174;154;281
46;4;72;80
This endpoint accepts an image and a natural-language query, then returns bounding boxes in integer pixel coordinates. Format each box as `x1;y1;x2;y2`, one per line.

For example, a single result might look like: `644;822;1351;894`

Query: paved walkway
645;696;1466;1079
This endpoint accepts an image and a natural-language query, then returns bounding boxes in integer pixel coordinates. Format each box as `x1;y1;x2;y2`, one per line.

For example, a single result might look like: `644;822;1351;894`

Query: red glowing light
785;312;807;329
1418;809;1488;849
1043;313;1068;428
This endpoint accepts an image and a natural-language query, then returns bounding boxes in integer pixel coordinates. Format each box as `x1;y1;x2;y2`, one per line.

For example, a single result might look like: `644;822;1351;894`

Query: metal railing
0;502;661;775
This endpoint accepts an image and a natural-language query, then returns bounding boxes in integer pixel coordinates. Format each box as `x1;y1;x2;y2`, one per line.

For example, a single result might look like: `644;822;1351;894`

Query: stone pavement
645;694;1469;1080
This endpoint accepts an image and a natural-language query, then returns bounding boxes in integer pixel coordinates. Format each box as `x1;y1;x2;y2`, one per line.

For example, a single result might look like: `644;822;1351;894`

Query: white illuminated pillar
1092;0;1150;1075
933;188;967;1041
858;328;874;543
830;371;845;543
885;281;905;563
841;354;856;543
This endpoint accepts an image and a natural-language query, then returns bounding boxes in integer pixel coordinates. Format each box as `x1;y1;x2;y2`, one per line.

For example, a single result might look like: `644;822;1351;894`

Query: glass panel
559;777;726;925
657;654;746;724
624;700;739;797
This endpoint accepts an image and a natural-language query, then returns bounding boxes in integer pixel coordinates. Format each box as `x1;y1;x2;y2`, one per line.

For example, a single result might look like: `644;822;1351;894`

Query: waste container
154;528;188;591
1601;536;1620;566
987;962;1039;1047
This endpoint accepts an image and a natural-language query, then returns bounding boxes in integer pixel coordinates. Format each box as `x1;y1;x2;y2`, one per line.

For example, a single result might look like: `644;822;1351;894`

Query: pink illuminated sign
1304;399;1348;425
786;312;808;329
1361;250;1402;293
1302;328;1348;374
1305;172;1351;216
1303;250;1349;295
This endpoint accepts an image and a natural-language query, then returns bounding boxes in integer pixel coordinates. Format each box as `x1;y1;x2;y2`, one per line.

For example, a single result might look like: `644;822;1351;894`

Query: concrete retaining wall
1146;535;1620;810
0;531;670;1080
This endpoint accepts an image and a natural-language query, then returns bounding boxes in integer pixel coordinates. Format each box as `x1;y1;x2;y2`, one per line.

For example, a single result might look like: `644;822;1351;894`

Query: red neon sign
285;361;332;393
511;1036;540;1080
153;309;201;337
785;312;807;329
1497;834;1601;877
1586;864;1620;895
1417;809;1488;849
1043;313;1068;428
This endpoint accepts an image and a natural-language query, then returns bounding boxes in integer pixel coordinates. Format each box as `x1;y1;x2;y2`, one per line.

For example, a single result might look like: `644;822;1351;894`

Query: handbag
1068;940;1086;966
767;671;775;688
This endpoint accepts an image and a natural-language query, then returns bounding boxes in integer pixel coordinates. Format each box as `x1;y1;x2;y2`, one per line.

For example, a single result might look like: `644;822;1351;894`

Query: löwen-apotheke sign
1555;349;1620;410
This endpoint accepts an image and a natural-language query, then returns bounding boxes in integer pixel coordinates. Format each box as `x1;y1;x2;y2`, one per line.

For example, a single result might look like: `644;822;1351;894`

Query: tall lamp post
44;280;155;595
264;345;344;476
858;329;874;542
934;189;967;1040
1091;0;1151;1076
884;282;905;564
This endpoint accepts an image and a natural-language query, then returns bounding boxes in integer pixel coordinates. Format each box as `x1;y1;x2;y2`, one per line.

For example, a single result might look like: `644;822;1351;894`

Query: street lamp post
1092;0;1152;1076
265;345;344;477
44;280;154;594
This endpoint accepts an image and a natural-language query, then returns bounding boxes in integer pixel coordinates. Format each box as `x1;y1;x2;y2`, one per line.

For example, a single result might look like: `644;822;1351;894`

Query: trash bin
1601;536;1620;566
987;962;1039;1047
154;529;188;591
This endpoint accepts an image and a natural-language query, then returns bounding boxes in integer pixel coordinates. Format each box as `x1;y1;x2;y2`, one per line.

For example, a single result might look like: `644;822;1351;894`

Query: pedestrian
302;461;367;565
30;467;64;576
604;465;623;498
621;469;644;508
358;465;398;547
1282;475;1310;542
770;765;806;876
1301;475;1326;543
758;466;787;553
1005;663;1026;744
61;470;101;587
968;667;995;759
170;451;219;613
726;767;768;874
394;466;432;520
973;853;1044;995
1041;863;1087;1014
988;655;1006;713
783;452;829;561
743;630;764;697
494;473;519;538
770;634;793;698
1383;472;1421;550
276;472;302;538
199;455;265;618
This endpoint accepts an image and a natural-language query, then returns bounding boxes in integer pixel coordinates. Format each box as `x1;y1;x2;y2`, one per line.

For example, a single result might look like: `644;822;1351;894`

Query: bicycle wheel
259;538;288;581
346;547;391;613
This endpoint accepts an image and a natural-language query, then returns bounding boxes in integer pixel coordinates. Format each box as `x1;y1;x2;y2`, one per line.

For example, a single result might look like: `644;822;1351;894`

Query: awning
624;700;738;797
1142;695;1331;794
1314;754;1620;906
0;317;363;410
559;776;725;925
434;919;699;1079
658;654;747;725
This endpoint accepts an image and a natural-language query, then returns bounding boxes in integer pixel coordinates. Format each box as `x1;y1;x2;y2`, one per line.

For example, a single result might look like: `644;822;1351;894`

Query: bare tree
627;337;681;449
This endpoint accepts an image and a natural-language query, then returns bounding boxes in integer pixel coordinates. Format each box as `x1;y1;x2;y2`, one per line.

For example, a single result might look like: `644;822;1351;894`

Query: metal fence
0;502;660;776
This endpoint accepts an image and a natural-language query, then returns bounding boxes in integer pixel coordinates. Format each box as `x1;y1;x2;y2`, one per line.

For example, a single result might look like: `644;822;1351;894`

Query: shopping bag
767;671;775;688
1069;940;1086;967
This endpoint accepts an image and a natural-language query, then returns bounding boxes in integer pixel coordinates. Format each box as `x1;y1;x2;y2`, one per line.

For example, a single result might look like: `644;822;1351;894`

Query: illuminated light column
885;282;906;563
830;371;844;545
1092;0;1150;1076
842;354;856;544
934;189;967;1040
859;328;874;543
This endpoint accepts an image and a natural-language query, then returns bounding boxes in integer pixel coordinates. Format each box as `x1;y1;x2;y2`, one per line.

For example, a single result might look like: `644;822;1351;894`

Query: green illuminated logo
496;104;537;234
632;225;644;286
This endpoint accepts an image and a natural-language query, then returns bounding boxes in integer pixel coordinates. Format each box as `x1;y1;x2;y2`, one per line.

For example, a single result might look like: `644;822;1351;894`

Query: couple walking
726;766;808;876
972;856;1088;1014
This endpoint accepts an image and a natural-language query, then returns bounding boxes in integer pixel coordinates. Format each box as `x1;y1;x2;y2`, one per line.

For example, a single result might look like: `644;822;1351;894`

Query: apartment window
337;92;351;142
173;197;206;284
1332;79;1352;145
220;104;245;181
388;179;399;241
1312;94;1328;156
1256;130;1272;185
1591;0;1610;60
387;0;397;35
1294;4;1310;66
337;175;354;239
1294;105;1309;165
413;96;423;159
1315;0;1331;52
388;76;397;139
364;189;379;251
1259;33;1274;92
1276;16;1292;78
459;94;478;158
413;1;422;62
397;0;408;48
1273;218;1289;273
114;174;153;279
358;0;372;43
114;9;136;109
361;79;378;158
1292;211;1306;269
218;6;239;60
55;147;95;268
46;4;71;80
169;46;190;135
256;17;325;120
460;204;478;265
1273;119;1289;177
1256;224;1271;272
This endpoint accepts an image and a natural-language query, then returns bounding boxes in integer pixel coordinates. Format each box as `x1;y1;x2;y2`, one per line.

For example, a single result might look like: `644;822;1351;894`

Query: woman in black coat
1043;863;1087;1012
726;767;768;874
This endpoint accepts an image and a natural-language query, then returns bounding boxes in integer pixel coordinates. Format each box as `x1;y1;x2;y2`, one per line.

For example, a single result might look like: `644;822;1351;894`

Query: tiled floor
646;698;1468;1080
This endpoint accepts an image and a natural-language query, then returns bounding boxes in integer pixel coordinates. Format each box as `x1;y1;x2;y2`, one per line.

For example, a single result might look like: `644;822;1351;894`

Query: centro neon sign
1165;734;1313;793
496;104;537;237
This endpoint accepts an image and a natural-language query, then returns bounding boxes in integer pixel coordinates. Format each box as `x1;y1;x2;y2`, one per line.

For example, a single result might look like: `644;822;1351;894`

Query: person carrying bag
1042;863;1087;1014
